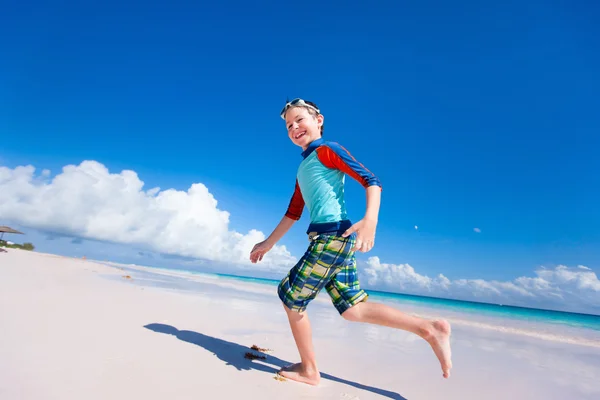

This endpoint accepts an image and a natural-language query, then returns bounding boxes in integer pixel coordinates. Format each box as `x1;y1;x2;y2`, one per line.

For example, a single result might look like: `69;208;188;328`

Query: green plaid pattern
277;233;368;314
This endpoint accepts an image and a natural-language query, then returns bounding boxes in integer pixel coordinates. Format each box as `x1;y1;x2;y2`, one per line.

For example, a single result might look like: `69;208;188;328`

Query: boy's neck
301;137;324;159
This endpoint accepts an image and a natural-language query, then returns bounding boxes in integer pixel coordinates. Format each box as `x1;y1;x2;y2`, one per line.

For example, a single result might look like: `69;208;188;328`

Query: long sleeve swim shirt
285;138;382;233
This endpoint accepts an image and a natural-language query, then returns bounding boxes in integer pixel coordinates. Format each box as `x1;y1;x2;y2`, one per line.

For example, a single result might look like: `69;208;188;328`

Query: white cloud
361;257;600;314
474;227;481;233
0;161;296;271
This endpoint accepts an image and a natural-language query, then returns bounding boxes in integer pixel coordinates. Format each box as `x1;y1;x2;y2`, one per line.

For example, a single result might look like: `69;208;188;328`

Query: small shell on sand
251;344;272;352
274;373;287;382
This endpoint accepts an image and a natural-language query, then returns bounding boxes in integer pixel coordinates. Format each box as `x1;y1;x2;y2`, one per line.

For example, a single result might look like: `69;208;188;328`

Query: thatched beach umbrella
0;226;24;242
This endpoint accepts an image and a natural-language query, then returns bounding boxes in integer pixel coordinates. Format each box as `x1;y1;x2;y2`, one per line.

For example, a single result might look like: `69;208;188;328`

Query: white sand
1;249;599;399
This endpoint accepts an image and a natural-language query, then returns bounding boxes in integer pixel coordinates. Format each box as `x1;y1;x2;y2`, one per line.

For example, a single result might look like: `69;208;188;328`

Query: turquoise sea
213;271;600;332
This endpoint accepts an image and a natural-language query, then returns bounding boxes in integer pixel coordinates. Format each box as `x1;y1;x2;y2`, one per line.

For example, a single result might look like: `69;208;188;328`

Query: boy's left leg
342;301;452;378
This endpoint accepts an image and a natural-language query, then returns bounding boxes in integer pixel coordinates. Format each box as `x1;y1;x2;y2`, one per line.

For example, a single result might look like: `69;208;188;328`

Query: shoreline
99;258;600;320
100;258;600;347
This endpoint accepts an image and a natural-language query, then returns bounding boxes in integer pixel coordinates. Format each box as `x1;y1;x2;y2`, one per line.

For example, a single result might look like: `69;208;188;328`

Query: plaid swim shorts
277;233;368;315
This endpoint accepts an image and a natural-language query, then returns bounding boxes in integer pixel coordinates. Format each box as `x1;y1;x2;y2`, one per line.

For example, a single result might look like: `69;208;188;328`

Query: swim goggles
280;98;320;119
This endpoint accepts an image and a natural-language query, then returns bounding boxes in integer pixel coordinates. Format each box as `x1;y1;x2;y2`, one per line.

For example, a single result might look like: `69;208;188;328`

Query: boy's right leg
276;236;344;386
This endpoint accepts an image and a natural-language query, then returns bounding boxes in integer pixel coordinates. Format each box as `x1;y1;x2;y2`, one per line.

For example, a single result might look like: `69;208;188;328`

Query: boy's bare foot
278;362;321;386
422;319;452;378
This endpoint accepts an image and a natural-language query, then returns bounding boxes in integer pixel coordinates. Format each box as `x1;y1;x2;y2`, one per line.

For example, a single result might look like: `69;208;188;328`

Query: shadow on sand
144;323;407;400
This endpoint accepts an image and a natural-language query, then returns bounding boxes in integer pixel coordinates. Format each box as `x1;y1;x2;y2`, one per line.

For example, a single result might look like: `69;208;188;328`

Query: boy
250;99;452;385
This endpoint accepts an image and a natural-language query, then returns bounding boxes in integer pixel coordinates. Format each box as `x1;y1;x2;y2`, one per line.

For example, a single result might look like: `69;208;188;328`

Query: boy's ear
316;113;324;127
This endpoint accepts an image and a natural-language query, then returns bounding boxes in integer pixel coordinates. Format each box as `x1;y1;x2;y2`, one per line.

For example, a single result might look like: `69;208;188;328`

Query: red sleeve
316;145;382;189
285;180;304;220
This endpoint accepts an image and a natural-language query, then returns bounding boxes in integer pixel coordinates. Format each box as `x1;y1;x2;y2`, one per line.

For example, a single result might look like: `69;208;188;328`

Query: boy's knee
341;304;363;322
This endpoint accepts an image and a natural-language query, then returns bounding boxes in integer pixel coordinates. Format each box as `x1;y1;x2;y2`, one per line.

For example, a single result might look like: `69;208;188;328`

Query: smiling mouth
294;131;306;140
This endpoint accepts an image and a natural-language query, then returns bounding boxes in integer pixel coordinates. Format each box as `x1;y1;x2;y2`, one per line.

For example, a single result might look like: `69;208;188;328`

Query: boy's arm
364;184;382;223
316;143;382;190
342;185;381;252
270;180;304;245
264;215;296;247
250;181;304;263
266;180;304;247
284;180;305;221
250;215;297;263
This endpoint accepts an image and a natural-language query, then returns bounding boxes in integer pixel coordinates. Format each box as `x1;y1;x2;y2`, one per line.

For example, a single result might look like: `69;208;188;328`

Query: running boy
250;99;452;385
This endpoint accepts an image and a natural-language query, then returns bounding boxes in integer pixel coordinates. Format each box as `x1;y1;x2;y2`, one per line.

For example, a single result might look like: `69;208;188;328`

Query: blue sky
1;1;599;311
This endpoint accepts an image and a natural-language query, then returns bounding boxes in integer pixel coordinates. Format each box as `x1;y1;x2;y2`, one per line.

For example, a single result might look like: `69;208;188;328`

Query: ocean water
214;272;600;331
106;263;600;348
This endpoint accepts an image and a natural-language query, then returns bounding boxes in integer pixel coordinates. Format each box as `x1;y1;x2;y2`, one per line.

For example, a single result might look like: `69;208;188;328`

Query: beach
1;249;599;400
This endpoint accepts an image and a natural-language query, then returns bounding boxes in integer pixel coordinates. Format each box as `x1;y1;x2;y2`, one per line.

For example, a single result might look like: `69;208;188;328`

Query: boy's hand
342;218;377;252
250;240;273;263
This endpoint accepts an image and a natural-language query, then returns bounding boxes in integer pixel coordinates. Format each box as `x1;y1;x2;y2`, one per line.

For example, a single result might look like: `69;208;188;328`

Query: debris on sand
251;344;273;353
122;275;132;279
244;352;266;360
274;373;287;382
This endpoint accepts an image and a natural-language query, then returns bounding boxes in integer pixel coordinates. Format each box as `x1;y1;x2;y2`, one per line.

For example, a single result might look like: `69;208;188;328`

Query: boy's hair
304;100;324;135
284;99;324;135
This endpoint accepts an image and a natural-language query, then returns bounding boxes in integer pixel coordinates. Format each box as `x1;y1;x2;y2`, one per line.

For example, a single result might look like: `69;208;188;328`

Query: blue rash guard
285;138;382;235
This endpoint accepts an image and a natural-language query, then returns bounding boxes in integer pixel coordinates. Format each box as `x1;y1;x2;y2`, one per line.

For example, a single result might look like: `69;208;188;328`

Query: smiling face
284;106;324;150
